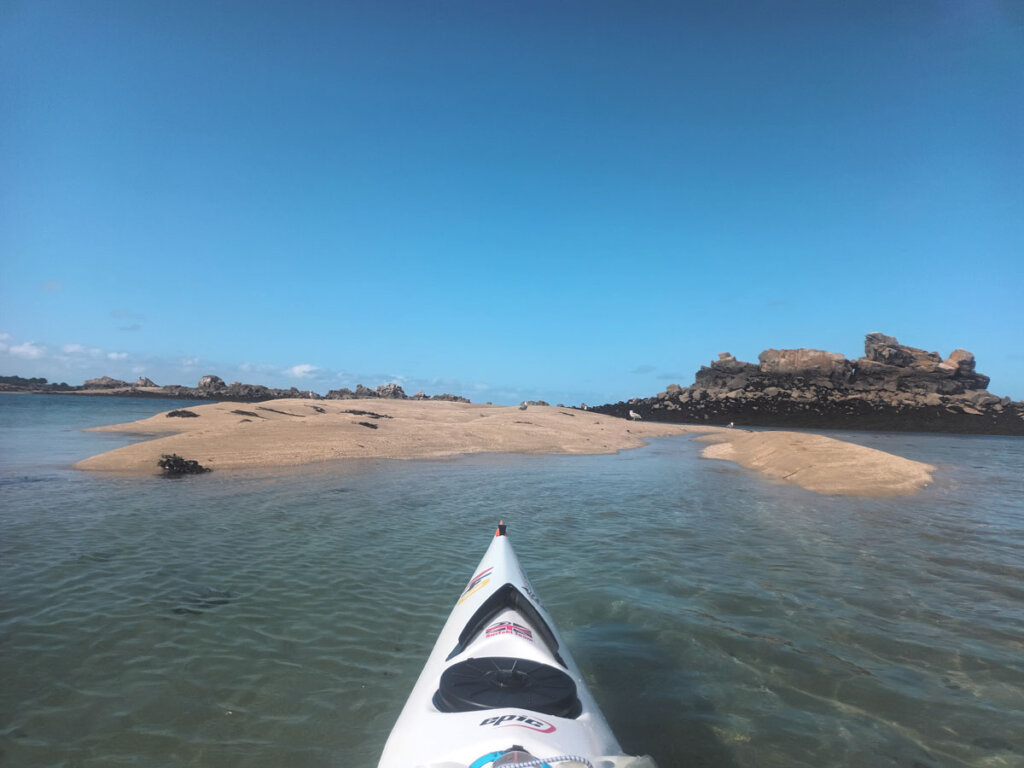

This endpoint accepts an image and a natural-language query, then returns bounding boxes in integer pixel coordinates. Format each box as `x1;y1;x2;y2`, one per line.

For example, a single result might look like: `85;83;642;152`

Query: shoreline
74;399;936;497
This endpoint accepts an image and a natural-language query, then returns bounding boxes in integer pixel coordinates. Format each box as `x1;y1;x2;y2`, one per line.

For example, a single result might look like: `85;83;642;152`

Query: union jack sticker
485;621;534;641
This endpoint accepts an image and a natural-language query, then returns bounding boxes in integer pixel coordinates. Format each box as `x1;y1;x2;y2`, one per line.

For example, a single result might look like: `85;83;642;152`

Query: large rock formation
594;333;1023;435
83;376;130;389
197;375;226;393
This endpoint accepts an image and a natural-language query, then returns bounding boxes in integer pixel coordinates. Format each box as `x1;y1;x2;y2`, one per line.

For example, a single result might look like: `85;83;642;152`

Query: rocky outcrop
376;383;406;399
197;375;226;393
594;333;1023;435
84;376;130;389
324;383;469;403
2;372;471;403
426;393;472;403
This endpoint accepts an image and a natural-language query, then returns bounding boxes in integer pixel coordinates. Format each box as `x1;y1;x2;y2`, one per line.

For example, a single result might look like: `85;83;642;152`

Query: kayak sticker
478;714;556;734
486;621;533;641
458;567;493;605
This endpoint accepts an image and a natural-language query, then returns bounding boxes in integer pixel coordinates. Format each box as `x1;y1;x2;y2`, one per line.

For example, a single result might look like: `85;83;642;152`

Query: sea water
1;393;1022;768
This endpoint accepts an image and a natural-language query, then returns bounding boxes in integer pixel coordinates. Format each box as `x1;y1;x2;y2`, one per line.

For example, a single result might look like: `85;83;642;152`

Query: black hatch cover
432;656;582;718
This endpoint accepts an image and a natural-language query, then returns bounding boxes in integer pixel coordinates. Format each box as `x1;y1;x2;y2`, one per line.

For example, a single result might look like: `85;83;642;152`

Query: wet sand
697;430;935;497
74;399;934;496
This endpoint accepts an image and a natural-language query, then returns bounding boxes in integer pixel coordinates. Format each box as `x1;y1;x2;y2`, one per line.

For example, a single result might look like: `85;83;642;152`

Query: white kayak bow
378;522;657;768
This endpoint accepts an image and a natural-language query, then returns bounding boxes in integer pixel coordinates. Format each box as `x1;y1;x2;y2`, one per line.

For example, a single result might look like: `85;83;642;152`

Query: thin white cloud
10;341;47;359
107;352;129;360
0;332;9;352
286;363;318;379
62;344;104;356
240;361;279;375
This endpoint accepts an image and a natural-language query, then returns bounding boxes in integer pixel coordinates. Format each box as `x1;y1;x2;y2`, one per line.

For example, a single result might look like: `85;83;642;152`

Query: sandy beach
697;430;936;497
74;399;934;496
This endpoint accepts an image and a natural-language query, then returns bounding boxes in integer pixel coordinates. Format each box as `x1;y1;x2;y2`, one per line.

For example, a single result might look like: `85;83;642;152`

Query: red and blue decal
486;621;534;641
458;566;493;604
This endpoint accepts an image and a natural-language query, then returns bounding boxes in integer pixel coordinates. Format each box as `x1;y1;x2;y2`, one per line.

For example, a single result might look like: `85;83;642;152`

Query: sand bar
74;399;934;496
74;399;702;472
697;430;935;496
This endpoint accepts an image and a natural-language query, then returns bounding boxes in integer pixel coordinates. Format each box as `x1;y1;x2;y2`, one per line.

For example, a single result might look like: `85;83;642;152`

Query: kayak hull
378;525;656;768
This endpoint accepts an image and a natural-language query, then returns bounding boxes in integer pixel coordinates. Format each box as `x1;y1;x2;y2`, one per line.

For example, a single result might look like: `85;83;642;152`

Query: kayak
378;522;657;768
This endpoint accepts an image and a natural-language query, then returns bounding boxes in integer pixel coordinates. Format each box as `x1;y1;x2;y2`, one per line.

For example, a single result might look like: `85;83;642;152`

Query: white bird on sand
727;421;735;428
628;410;641;421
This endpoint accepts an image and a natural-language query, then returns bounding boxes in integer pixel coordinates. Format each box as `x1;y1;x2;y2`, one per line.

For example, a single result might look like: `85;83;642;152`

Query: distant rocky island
0;374;470;404
5;332;1022;435
593;333;1023;435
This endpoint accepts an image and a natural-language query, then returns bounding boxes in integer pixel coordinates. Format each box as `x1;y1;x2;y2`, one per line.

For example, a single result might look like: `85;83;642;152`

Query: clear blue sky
2;1;1022;404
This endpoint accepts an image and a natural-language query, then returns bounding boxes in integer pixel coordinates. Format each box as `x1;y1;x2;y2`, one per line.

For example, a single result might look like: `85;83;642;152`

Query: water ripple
2;414;1023;767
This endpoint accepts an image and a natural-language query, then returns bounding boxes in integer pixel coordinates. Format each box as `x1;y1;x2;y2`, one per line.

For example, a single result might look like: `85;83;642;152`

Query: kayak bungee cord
469;752;594;768
500;756;595;768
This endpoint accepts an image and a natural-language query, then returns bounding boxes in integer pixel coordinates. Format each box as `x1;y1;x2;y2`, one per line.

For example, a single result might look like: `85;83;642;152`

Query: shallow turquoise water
1;394;1022;767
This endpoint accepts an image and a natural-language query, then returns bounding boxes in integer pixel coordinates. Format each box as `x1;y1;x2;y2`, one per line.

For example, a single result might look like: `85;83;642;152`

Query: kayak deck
377;522;657;768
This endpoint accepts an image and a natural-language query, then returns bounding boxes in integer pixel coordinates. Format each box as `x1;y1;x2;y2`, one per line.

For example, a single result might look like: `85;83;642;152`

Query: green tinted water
1;395;1022;767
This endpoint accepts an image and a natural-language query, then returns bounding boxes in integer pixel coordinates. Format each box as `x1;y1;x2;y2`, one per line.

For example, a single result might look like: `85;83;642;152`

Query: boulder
694;357;759;389
376;383;407;399
758;348;849;376
198;375;226;392
863;333;941;368
942;349;980;377
758;348;852;389
134;377;158;387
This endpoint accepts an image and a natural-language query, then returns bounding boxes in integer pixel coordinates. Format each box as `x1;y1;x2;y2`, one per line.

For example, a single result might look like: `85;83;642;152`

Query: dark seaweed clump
158;454;211;476
342;409;392;419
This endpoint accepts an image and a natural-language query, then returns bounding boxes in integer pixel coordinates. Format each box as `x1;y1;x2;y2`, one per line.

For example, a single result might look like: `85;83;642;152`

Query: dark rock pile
158;454;211;476
325;383;470;403
593;333;1024;435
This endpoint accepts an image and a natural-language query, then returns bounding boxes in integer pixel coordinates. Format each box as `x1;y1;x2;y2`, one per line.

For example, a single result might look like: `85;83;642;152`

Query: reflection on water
1;395;1022;767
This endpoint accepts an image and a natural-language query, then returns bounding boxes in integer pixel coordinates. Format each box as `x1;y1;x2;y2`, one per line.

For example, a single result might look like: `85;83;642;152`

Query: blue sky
2;1;1022;405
